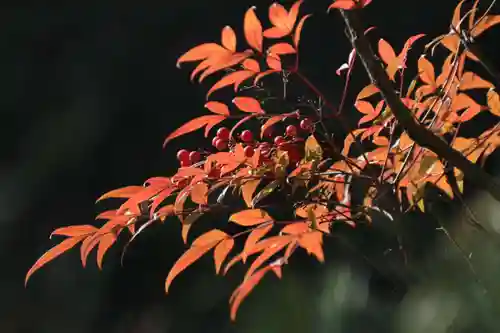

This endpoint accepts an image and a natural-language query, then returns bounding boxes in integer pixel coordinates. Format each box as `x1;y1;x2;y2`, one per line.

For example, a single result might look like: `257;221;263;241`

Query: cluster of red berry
176;117;314;167
176;149;201;167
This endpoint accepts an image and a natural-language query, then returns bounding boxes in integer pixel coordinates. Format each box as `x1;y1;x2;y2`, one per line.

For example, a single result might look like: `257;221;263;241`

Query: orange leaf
214;238;234;274
177;43;227;67
25;236;84;285
230;266;276;321
192;229;228;246
50;225;97;238
241;179;261;207
96;233;116;270
190;182;208;205
165;242;216;293
293;14;311;48
242;222;274;262
356;84;379;100
488;89;500;116
471;15;500;37
268;42;296;55
328;0;372;10
229;209;273;226
163;115;227;147
232;96;265;114
221;26;237;52
80;234;100;267
281;221;310;235
96;186;144;202
244;7;263;52
204;101;230;115
268;3;289;31
260;115;284;138
207;70;255;98
266;54;282;70
418;56;435;85
244;236;291;279
378;39;397;65
298;231;324;262
459;72;493;91
263;26;289;39
242;58;260;72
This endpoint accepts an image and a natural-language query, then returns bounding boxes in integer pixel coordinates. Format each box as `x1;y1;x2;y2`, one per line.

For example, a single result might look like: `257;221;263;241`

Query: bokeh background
2;0;500;332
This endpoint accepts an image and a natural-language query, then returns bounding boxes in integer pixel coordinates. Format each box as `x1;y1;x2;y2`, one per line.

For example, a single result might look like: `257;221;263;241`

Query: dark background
3;0;500;332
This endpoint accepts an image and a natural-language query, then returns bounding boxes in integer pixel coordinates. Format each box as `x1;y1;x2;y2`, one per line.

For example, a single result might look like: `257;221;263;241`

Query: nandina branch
338;9;500;202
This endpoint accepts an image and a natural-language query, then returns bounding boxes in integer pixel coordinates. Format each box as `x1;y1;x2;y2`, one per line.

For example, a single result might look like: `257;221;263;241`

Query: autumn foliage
26;0;500;321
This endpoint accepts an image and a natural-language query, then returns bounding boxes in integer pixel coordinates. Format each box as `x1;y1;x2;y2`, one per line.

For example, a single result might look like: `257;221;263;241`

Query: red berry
300;118;313;131
189;151;201;163
180;159;191;167
212;136;219;147
244;146;254;157
217;127;230;141
176;149;190;162
274;136;285;146
240;130;253;143
215;139;227;150
286;125;298;137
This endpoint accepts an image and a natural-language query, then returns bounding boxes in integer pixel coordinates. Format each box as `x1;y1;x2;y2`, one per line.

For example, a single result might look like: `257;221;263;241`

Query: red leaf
229;209;273;226
25;236;85;285
163;115;227;147
261;115;284;138
471;15;500;38
221;26;237;52
232;96;265;114
244;7;263;52
204;101;230;116
50;225;97;238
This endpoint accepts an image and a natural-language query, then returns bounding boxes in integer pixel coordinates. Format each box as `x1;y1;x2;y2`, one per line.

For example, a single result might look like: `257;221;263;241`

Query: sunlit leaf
163;115;227;147
459;72;493;91
229;209;273;226
232;96;265;114
242;222;274;262
244;7;263;52
221;26;237;52
214;238;234;274
96;186;144;202
487;89;500;116
26;236;85;285
50;225;97;238
241;179;261;207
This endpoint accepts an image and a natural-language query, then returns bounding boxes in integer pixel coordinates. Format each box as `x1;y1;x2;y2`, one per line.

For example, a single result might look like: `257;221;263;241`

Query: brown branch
338;9;500;202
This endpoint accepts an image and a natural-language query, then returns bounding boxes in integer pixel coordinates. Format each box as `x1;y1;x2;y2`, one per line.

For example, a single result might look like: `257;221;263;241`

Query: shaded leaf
488;89;500;116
